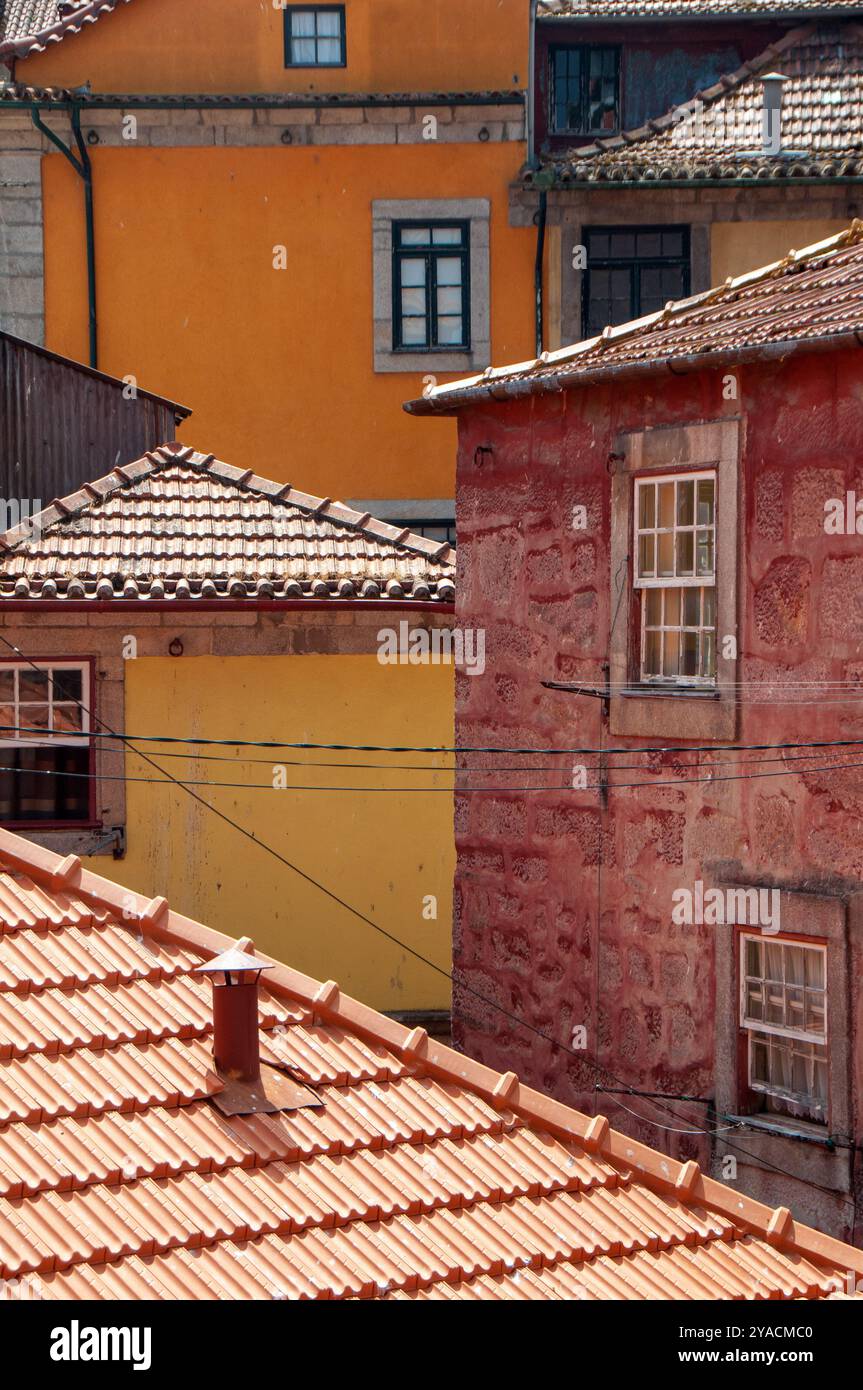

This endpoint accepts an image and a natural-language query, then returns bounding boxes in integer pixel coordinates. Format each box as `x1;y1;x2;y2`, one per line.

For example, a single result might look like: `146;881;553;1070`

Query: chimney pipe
761;72;786;155
196;938;273;1084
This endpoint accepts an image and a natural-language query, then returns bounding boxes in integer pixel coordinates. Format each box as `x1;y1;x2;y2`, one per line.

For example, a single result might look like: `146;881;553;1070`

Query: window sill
12;826;126;858
724;1113;833;1146
620;685;719;700
610;688;735;739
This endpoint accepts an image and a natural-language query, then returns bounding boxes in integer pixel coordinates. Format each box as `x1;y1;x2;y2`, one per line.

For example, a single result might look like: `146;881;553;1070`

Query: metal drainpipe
29;103;98;368
528;0;546;358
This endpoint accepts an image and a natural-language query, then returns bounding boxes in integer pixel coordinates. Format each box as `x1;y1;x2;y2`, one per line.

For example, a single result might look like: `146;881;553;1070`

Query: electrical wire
0;634;854;1197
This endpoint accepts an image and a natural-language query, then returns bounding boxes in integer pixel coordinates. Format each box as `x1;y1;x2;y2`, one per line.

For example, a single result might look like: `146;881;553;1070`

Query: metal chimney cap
761;72;788;83
196;946;274;976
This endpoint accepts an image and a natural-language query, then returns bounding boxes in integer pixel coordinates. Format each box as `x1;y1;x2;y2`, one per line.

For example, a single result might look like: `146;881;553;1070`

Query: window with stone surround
0;660;94;827
609;419;738;740
283;6;346;68
739;933;828;1126
372;199;490;375
634;471;716;685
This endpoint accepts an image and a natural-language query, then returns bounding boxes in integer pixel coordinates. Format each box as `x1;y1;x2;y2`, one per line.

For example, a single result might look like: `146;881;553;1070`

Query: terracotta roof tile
0;0;131;56
408;223;863;412
0;443;455;603
538;0;863;15
0;825;860;1298
532;23;863;184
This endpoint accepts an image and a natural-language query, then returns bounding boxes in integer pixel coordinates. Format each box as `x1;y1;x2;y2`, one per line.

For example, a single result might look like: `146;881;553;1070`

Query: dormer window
550;45;619;135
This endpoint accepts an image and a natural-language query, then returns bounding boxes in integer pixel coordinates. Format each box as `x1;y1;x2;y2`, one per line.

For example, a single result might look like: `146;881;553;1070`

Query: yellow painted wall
711;219;849;286
41;141;533;501
90;654;455;1013
18;0;526;95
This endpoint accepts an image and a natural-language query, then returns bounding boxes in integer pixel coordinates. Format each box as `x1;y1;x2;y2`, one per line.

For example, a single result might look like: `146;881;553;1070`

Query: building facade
0;0;536;533
409;226;863;1243
524;3;863;351
0;441;457;1015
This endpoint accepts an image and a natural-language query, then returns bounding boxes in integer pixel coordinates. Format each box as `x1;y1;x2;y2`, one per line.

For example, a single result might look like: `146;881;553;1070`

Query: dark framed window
0;661;94;827
392;222;470;353
283;5;346;68
550;45;619;135
583;226;690;338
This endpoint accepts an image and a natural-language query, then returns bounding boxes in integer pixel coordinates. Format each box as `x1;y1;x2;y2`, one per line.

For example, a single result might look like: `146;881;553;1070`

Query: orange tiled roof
538;0;863;15
0;442;455;602
407;224;863;414
531;23;863;184
0;826;861;1300
0;0;130;56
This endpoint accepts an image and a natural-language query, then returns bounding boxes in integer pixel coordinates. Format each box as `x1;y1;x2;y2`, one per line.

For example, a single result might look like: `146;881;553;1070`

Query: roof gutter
0;91;525;111
405;328;863;415
0;599;456;614
30;102;97;368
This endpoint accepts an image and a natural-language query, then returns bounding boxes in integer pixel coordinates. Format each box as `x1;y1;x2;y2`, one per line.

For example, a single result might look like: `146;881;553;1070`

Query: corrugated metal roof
0;825;860;1300
407;223;863;412
0;442;456;601
0;0;131;57
531;23;863;185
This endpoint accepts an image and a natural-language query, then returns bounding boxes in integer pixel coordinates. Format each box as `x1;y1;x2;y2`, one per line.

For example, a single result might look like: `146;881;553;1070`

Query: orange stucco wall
42;141;534;499
18;0;526;95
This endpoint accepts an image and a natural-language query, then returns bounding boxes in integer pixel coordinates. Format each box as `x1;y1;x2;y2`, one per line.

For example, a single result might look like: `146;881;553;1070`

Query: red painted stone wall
453;347;863;1242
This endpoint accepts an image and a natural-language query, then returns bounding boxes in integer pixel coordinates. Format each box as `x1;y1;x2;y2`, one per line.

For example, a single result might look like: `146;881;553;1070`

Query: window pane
610;232;635;259
401;317;427;345
435;257;462;287
702;587;716;627
676;480;694;526
316;11;341;35
638;483;655;529
292;12;316;36
681;630;698;677
292;37;316;61
683;588;700;626
662;630;680;678
643;628;660;675
432;227;462;245
317;37;341;62
0;671;13;702
676;531;694;576
437;316;464;345
400;228;429;246
636;231;662;258
638;533;655;578
19;671;48;701
52;670;82;703
645;588;661;625
437;286;463;316
401;288;426;315
700;631;715;678
400;259;426;287
657;532;674;577
52;705;83;734
657;482;674;528
18;705;49;734
697;478;715;524
696;530;714;577
664;587;681;626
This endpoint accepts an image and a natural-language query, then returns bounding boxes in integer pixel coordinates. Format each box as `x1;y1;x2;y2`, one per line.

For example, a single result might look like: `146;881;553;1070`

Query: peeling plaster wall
453;346;863;1242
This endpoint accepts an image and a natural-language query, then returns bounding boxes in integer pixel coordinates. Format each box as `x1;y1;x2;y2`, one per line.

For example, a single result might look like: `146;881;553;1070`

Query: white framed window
0;661;93;825
739;934;828;1125
633;470;716;684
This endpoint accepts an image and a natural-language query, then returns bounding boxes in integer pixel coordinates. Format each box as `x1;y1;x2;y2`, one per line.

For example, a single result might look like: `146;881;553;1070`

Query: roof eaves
0;0;133;59
405;224;863;414
1;821;861;1284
